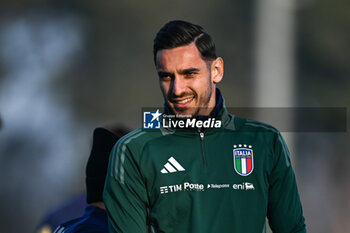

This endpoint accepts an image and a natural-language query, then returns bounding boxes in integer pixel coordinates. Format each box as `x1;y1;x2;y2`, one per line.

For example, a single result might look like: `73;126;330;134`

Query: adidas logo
161;157;185;174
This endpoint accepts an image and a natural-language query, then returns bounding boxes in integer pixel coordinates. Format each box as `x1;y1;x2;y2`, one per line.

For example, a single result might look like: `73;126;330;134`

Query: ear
211;57;224;84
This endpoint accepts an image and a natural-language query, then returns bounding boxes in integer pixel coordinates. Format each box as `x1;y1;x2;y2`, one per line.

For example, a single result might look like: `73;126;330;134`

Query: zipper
199;131;207;167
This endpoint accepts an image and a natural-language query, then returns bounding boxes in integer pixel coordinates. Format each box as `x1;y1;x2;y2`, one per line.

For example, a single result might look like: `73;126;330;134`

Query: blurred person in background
36;194;87;233
103;20;306;233
36;126;129;233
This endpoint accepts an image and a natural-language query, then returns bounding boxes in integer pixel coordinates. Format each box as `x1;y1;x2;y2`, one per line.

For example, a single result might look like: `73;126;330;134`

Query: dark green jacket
103;101;306;233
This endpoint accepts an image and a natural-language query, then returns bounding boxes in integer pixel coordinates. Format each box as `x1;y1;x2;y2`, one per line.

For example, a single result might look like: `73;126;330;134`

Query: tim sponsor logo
232;182;255;190
160;184;182;194
160;182;204;194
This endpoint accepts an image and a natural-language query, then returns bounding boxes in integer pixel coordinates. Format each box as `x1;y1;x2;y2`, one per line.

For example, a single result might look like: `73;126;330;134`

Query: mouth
171;96;194;108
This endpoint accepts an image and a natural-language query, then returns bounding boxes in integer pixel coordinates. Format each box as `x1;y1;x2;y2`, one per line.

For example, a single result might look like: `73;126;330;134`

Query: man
104;20;306;233
53;127;127;233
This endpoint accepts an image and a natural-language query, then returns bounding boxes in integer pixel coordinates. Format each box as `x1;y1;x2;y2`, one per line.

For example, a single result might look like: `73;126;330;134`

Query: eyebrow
178;68;200;75
157;71;173;78
157;67;200;78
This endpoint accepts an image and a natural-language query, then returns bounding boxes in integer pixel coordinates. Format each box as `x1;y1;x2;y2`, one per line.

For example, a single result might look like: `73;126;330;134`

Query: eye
185;71;197;78
158;71;173;81
159;75;171;81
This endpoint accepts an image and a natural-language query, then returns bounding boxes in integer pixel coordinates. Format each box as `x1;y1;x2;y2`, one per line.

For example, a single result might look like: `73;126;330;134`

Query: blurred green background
0;1;349;233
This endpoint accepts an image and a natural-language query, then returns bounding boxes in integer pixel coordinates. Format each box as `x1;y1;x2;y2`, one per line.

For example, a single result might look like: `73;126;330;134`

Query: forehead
156;42;206;71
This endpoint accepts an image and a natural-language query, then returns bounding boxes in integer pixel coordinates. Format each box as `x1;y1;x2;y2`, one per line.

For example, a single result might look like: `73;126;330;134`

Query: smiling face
156;42;223;117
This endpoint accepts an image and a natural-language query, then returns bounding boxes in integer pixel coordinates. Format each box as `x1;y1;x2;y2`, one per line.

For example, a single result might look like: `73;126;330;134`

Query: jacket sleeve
267;133;307;233
103;140;148;233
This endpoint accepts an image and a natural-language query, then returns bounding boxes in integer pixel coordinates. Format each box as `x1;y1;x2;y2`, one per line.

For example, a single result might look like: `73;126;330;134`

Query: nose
171;76;186;97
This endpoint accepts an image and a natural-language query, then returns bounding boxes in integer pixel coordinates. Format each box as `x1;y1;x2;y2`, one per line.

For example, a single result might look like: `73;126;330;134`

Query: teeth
177;97;193;104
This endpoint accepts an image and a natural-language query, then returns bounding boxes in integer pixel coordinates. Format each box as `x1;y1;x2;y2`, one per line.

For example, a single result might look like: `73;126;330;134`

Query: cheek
192;75;211;94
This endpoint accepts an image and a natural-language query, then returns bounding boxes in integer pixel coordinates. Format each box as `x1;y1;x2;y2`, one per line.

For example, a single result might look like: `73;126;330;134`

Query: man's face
156;42;223;117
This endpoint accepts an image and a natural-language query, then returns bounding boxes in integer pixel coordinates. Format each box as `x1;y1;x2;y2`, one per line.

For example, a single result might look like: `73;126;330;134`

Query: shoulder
53;208;108;233
53;217;81;233
107;128;165;177
229;115;284;152
54;223;108;233
113;128;165;152
232;115;280;134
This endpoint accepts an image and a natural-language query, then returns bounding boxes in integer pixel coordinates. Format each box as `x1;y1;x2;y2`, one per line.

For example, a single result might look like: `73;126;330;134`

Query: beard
169;74;213;118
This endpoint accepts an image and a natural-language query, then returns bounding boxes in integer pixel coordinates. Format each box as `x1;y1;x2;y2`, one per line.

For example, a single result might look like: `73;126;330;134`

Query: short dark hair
153;20;217;65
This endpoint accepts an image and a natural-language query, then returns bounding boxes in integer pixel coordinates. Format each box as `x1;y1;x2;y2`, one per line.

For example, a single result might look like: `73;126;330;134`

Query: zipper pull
200;132;204;140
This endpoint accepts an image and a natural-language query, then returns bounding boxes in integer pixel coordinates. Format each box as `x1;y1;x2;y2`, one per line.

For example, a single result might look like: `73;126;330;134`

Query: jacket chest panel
144;132;269;204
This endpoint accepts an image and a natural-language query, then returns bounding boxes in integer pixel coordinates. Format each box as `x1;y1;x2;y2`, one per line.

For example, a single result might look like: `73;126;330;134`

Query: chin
172;108;191;116
181;110;200;118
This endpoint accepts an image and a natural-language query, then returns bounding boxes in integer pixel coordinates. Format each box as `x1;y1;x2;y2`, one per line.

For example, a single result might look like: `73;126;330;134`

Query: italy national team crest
233;144;254;176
